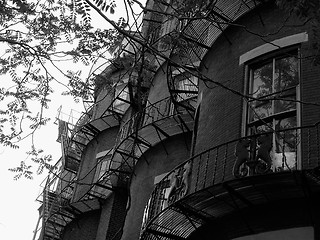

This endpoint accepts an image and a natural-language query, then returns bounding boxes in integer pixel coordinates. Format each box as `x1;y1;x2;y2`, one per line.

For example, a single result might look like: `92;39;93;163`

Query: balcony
36;159;77;240
140;123;320;240
36;156;106;240
109;97;195;185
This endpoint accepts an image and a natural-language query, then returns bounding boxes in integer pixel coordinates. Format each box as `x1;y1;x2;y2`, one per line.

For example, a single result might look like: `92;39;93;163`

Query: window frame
242;46;302;171
93;149;114;184
113;82;130;113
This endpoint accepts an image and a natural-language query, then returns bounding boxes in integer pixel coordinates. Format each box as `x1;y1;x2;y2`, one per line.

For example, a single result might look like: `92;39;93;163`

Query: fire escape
33;1;258;239
140;1;276;239
34;159;76;240
138;1;320;240
107;0;200;192
34;7;170;236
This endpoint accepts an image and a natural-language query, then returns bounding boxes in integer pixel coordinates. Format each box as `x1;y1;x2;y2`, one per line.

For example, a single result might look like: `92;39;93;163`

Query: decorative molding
239;32;308;65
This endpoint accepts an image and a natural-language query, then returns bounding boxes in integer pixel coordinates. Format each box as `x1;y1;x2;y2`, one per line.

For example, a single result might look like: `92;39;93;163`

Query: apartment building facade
34;0;320;240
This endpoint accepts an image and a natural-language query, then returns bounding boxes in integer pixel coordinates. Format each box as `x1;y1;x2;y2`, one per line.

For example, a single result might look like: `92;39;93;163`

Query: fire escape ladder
65;154;80;164
166;64;198;119
72;139;86;147
84;122;101;136
47;219;65;228
44;216;62;240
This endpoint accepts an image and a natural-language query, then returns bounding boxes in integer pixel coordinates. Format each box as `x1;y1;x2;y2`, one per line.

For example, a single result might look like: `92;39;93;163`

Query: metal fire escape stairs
35;159;77;240
141;0;266;239
56;70;135;199
106;0;201;189
36;49;144;239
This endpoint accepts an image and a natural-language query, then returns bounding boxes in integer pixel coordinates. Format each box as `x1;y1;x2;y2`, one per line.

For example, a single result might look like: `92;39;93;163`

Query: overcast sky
0;2;147;239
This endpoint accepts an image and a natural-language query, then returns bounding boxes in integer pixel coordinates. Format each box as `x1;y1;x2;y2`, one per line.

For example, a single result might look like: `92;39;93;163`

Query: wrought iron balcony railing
140;122;320;234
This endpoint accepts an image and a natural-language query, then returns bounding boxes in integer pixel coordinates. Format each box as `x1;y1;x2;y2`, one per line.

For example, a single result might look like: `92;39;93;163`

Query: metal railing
115;97;173;145
116;96;196;146
141;123;320;233
36;158;77;240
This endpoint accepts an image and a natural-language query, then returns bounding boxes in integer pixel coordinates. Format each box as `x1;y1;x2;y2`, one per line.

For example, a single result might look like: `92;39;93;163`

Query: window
113;83;130;113
176;74;198;103
246;49;300;171
94;149;113;182
171;70;198;114
92;149;113;195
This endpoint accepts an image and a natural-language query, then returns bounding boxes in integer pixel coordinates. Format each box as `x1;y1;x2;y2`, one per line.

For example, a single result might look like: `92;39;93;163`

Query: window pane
274;56;299;93
273;117;297;170
251;62;273;98
249;100;272;122
246;51;299;173
274;94;296;114
176;75;198;102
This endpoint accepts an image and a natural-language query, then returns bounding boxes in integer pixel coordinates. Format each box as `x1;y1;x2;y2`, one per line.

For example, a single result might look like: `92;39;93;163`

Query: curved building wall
73;126;119;202
147;63;170;104
194;3;320;183
121;133;192;240
62;210;101;240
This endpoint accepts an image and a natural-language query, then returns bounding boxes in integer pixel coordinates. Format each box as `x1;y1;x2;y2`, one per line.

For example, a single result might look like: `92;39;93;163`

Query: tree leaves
9;161;33;180
9;145;54;180
276;0;320;64
93;0;116;14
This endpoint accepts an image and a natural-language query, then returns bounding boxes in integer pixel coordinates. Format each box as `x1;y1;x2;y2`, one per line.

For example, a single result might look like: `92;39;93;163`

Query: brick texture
195;2;320;185
120;133;192;240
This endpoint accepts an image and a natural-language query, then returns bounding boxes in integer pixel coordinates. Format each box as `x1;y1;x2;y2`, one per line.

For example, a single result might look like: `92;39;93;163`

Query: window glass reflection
246;50;299;172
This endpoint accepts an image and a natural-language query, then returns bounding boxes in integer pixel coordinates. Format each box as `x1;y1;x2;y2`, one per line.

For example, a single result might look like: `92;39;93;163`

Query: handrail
141;122;320;233
59;81;131;173
115;96;195;146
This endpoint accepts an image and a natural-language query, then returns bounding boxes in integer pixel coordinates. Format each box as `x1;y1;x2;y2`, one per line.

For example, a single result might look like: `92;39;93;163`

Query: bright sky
0;88;85;240
0;40;87;240
0;1;146;239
